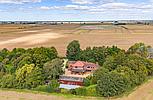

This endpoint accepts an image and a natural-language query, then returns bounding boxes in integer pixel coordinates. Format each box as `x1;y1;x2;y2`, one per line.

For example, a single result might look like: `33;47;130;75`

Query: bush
86;85;97;96
60;88;70;94
48;80;60;92
75;87;87;96
33;80;59;93
69;89;76;95
83;76;93;86
0;74;17;88
34;85;49;92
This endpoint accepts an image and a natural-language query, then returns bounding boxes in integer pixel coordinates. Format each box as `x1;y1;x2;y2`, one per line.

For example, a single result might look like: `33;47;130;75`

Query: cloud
40;5;90;10
71;0;94;4
0;0;41;4
100;3;153;10
70;0;115;4
40;2;153;12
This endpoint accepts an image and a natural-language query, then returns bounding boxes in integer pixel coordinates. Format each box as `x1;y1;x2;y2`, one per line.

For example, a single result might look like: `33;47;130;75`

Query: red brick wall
59;80;83;86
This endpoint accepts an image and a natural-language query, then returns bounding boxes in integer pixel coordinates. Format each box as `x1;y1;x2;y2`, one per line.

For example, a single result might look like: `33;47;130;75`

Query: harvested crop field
0;90;97;100
0;24;153;56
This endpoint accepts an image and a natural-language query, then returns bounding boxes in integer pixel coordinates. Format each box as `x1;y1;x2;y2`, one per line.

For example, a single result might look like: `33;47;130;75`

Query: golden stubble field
0;24;153;56
1;24;153;100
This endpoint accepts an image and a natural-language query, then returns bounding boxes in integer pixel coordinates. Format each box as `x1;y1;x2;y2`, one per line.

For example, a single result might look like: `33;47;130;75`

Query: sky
0;0;153;21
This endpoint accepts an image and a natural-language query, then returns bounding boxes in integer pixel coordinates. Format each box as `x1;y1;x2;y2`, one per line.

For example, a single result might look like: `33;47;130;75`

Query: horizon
1;20;153;22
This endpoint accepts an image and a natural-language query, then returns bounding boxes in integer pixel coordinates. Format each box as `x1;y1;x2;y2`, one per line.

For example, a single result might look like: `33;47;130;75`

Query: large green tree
127;43;150;57
66;40;81;60
97;71;130;97
43;58;64;80
25;67;45;89
15;64;45;89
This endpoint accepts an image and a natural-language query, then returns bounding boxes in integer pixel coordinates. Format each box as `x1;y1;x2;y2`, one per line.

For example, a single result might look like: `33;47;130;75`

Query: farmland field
0;24;153;56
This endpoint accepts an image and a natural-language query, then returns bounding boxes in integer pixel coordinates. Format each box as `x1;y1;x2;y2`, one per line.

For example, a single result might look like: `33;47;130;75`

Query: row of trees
0;40;153;98
66;40;122;66
66;40;153;97
0;47;64;89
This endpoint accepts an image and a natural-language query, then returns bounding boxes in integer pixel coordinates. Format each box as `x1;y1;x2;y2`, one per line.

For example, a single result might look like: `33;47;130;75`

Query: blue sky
0;0;153;21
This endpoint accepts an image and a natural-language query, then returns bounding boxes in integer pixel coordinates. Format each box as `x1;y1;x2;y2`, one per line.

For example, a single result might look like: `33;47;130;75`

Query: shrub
86;85;97;96
83;76;93;86
75;87;87;96
60;88;70;94
48;80;60;92
34;85;49;92
69;89;76;95
33;80;59;93
0;74;17;88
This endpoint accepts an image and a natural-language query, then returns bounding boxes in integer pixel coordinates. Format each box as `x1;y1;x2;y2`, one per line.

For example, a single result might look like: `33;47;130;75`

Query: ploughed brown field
0;24;153;56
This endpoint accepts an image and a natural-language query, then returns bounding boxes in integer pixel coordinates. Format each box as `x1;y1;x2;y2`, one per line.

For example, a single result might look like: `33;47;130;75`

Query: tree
0;63;5;72
43;58;64;80
127;43;150;57
25;67;45;89
115;66;137;87
103;52;127;71
12;53;33;69
92;47;107;65
66;40;81;60
15;64;45;89
30;47;58;67
78;47;95;63
15;64;35;88
97;71;130;97
106;45;123;56
0;74;17;88
92;67;109;84
0;48;9;59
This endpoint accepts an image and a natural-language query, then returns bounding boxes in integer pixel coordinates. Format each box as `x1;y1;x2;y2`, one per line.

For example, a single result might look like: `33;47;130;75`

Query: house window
75;66;78;68
87;66;90;68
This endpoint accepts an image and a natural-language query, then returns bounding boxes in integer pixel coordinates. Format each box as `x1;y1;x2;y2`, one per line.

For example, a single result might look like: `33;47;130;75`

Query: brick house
59;61;99;87
68;61;99;75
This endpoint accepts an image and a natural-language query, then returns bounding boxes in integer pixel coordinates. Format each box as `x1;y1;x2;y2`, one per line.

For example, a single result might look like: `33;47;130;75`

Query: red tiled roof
69;61;99;68
73;61;85;67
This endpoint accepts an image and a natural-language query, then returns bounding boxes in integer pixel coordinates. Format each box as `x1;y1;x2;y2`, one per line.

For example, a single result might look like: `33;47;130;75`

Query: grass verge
0;88;103;100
